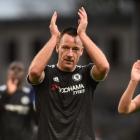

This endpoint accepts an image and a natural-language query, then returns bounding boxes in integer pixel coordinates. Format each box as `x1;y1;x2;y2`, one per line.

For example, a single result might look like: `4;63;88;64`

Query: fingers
49;11;60;36
135;60;140;66
78;7;87;20
136;60;140;64
133;60;140;70
50;11;57;26
79;7;87;17
77;7;88;34
7;78;18;94
7;78;19;85
14;79;19;85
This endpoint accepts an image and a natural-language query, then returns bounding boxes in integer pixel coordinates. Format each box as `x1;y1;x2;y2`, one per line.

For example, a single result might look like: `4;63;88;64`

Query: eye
62;45;70;50
72;47;80;52
10;66;16;70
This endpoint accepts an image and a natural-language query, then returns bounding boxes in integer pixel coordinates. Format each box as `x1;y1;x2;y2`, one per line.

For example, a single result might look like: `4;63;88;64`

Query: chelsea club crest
72;73;82;82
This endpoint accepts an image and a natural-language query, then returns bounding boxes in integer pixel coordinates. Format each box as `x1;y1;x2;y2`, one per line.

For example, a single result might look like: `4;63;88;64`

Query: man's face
57;34;83;72
7;63;24;82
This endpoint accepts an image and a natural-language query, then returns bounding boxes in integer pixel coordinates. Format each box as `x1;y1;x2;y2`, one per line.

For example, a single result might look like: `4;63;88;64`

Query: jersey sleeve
27;65;50;86
83;63;99;85
0;85;8;111
27;65;53;96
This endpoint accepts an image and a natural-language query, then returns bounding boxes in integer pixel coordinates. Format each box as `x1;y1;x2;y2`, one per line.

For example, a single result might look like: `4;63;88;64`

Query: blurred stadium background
0;0;140;139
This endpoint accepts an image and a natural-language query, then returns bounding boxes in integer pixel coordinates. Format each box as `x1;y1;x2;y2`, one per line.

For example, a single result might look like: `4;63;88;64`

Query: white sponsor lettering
4;104;29;115
73;89;85;95
59;84;85;95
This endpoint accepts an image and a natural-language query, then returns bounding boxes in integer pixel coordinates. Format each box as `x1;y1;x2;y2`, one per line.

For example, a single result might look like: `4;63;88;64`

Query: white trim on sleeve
90;65;107;82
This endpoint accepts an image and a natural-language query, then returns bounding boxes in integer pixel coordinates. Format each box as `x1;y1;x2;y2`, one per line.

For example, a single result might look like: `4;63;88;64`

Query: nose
67;49;73;57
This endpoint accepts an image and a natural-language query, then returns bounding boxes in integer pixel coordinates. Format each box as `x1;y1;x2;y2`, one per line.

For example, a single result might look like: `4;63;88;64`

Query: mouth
64;59;74;64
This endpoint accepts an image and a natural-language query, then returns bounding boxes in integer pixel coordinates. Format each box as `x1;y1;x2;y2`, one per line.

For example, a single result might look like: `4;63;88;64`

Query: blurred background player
0;61;36;140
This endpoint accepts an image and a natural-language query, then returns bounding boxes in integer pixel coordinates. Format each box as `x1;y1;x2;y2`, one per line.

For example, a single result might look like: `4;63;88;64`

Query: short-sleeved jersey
30;64;99;140
0;85;35;140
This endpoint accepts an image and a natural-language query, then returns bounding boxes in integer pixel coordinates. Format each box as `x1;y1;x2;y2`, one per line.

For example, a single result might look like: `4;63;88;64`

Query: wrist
78;32;87;37
78;32;87;41
130;79;139;85
50;35;59;45
51;34;59;39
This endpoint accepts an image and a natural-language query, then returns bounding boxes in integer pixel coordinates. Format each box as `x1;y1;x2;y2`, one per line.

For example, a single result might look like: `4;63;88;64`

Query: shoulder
76;63;93;71
21;86;35;101
76;64;99;83
0;85;7;92
22;86;32;94
46;64;56;69
0;85;7;98
44;64;57;73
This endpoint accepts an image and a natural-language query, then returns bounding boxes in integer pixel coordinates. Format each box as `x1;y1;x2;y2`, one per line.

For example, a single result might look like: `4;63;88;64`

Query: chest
2;92;31;106
49;72;87;96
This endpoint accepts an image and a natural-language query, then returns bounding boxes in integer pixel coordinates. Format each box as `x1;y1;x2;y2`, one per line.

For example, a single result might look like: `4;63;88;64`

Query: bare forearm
118;80;138;113
29;36;58;78
79;33;109;73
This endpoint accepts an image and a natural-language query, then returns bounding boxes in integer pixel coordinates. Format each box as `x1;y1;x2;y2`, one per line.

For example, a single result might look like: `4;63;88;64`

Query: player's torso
39;65;89;110
36;65;97;140
0;85;32;115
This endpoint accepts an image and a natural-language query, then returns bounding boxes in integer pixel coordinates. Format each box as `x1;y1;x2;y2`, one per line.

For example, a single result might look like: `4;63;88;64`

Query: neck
56;63;76;72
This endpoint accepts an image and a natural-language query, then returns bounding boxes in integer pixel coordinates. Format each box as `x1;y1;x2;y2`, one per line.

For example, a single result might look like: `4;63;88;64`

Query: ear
79;47;84;56
56;45;59;53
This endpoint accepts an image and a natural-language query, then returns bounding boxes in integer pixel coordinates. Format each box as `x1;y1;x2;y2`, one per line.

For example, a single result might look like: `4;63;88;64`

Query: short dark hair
60;27;77;38
8;61;24;71
56;27;77;47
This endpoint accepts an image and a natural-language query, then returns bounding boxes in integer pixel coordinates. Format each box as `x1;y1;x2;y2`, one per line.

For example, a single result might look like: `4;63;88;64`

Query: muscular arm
77;7;110;81
118;60;140;114
28;12;60;84
79;33;109;80
118;80;140;113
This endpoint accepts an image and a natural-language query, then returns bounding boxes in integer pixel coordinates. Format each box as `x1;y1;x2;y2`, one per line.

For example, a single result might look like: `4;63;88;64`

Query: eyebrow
9;66;24;70
61;44;81;50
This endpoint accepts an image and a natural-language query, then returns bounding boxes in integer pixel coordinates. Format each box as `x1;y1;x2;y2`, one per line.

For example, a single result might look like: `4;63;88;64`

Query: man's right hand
7;78;18;95
131;60;140;82
49;11;60;37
